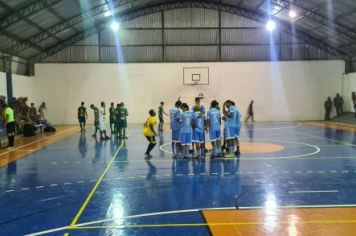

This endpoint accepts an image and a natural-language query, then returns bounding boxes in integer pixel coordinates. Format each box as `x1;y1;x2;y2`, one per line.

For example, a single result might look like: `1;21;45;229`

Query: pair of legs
210;140;222;157
245;113;255;122
158;117;164;131
325;109;332;120
116;120;127;138
79;117;86;133
109;120;114;135
93;121;99;136
145;136;156;157
194;142;205;158
6;122;16;148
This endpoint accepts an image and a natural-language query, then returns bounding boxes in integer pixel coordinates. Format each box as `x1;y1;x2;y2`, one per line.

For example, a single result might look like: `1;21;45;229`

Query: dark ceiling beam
3;0;138;55
0;0;63;31
0;0;63;55
29;1;348;63
270;0;356;41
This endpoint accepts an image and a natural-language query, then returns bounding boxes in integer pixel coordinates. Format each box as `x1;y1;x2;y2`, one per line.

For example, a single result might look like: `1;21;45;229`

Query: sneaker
6;146;14;150
225;153;234;158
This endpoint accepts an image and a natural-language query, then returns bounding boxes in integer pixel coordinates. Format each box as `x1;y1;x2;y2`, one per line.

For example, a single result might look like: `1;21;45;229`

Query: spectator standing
245;100;255;122
333;94;342;117
324;97;333;121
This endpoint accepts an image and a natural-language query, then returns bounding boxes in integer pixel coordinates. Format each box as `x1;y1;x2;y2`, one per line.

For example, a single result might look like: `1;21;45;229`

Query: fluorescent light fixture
104;11;112;17
110;21;120;31
288;9;297;18
266;20;276;32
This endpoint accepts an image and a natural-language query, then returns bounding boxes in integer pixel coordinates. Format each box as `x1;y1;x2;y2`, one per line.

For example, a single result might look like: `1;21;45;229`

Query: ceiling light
288;9;297;18
110;21;120;31
266;20;276;32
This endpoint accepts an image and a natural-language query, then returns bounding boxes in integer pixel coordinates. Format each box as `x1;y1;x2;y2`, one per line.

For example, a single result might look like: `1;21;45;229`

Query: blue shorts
180;133;192;146
235;127;241;137
225;126;236;140
209;130;221;142
193;131;205;143
172;130;180;142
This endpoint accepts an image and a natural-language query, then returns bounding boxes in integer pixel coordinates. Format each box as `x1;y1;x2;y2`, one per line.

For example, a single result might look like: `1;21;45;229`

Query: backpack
44;126;56;133
23;124;35;137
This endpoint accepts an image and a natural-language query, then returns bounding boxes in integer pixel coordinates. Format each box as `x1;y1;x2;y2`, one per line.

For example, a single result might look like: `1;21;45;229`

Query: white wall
343;72;356;112
0;72;7;97
34;61;344;124
0;72;36;104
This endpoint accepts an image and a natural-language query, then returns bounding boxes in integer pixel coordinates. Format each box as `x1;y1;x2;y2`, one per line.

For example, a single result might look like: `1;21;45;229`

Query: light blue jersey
170;107;180;131
227;106;237;128
207;108;221;131
193;111;206;133
180;111;194;134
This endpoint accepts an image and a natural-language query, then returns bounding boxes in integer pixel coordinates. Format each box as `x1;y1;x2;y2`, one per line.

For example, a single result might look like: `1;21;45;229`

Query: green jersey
78;106;86;118
158;106;164;118
109;107;115;120
117;107;128;120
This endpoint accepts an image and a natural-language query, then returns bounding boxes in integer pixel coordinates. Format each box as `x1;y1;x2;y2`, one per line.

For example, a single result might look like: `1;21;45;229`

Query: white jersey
99;107;106;121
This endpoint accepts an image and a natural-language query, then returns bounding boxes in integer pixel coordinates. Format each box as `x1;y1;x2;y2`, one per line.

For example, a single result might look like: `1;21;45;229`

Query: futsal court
2;0;356;235
0;121;356;235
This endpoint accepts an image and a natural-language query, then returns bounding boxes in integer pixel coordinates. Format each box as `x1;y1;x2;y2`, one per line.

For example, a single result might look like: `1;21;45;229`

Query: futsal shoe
225;153;235;158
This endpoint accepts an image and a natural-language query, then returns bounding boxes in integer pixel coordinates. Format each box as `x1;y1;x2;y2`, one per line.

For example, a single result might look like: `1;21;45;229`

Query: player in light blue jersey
179;103;194;158
170;100;182;158
223;100;238;158
207;100;222;158
192;106;206;158
233;101;241;155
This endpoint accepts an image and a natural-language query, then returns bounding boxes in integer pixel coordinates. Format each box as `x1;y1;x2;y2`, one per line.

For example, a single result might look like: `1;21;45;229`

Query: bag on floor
23;124;35;137
44;126;56;133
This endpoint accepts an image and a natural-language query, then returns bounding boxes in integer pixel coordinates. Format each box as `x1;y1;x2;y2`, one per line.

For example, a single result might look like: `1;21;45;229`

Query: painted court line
289;190;339;194
69;131;130;228
25;204;356;236
0;127;77;157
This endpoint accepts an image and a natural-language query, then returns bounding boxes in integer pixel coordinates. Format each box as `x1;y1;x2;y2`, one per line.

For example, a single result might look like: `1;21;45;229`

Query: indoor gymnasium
1;0;356;235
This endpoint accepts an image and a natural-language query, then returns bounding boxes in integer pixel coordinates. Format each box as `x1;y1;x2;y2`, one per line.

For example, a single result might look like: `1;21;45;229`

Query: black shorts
145;136;156;144
78;116;86;123
6;121;16;134
159;117;164;122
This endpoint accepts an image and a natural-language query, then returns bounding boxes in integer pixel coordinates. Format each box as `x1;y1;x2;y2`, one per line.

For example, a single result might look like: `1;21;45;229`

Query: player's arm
85;109;88;119
163;109;168;116
149;122;157;136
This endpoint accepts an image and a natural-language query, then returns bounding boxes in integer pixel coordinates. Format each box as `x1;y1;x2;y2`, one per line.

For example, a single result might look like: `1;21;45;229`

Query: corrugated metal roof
0;0;356;73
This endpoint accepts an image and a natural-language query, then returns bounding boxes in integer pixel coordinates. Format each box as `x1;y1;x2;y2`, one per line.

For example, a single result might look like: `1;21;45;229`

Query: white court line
0;126;77;157
294;131;356;147
289;190;339;194
25;203;356;236
159;138;321;160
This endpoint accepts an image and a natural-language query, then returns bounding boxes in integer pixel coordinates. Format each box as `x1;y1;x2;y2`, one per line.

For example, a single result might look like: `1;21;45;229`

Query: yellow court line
69;133;130;228
71;219;356;230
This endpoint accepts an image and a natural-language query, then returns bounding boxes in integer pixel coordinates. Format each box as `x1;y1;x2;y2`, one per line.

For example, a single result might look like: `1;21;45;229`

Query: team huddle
144;97;241;159
170;97;241;159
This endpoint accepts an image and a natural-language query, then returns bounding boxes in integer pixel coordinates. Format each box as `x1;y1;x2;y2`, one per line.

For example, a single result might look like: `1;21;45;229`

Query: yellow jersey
143;116;157;136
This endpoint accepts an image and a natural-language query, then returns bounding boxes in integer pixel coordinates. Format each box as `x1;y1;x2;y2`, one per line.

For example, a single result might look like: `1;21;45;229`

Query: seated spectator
29;103;39;123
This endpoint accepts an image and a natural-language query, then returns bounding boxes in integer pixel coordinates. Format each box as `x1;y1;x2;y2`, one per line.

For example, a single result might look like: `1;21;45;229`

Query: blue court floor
1;122;356;235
